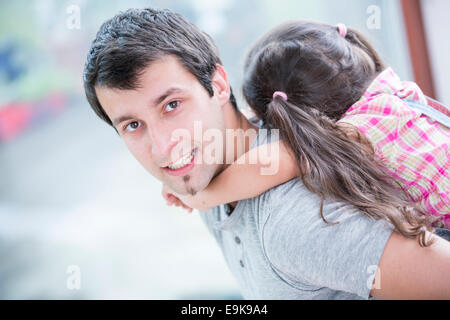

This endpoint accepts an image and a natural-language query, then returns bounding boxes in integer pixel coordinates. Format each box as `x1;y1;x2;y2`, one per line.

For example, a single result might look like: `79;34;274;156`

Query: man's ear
211;64;231;106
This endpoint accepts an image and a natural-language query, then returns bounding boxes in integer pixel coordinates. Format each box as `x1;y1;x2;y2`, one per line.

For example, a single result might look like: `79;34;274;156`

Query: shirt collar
360;67;404;100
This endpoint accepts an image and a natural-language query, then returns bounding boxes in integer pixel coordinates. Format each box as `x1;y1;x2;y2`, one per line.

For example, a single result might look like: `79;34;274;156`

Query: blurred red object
0;92;67;142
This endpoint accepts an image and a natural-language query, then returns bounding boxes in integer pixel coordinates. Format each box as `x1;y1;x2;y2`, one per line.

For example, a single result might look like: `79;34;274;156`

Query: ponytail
345;28;386;73
266;95;435;246
243;20;436;246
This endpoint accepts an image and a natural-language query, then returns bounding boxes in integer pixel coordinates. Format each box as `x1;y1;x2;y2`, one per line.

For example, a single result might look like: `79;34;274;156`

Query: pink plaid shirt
337;67;449;228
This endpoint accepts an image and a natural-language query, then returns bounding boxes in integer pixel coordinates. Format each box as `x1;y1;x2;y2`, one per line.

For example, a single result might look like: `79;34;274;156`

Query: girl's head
243;20;386;121
243;21;435;246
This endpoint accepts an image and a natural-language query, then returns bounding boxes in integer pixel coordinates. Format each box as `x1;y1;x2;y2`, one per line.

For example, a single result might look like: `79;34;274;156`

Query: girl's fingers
163;192;193;213
162;186;173;201
175;199;185;207
182;204;193;212
167;194;177;205
174;199;193;212
182;206;193;213
174;198;184;206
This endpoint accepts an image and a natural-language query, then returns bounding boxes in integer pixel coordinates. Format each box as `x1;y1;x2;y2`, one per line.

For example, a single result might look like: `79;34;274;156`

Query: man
83;8;450;299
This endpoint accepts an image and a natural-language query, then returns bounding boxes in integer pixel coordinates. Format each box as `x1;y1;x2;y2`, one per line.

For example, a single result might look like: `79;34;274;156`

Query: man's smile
163;147;197;176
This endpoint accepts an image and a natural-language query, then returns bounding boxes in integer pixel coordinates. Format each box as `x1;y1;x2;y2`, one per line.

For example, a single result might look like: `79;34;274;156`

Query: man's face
96;55;229;195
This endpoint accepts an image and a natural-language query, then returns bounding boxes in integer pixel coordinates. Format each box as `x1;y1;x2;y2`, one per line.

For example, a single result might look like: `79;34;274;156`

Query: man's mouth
163;147;197;176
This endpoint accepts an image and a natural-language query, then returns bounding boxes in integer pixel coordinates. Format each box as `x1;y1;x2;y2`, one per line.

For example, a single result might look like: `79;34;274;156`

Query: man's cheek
125;143;154;172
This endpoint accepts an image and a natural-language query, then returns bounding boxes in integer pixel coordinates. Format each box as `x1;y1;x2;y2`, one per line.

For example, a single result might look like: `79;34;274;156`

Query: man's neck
220;102;259;210
227;103;259;155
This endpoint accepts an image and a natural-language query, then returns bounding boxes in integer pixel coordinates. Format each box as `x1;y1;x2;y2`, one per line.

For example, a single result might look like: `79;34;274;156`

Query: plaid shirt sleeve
337;93;450;228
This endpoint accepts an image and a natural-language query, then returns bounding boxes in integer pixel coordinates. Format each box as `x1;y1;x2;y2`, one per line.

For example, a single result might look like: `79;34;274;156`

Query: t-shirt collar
359;67;403;101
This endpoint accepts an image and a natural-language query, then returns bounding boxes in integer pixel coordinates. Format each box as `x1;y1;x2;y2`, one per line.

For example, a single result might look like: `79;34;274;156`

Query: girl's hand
161;184;193;213
161;184;214;212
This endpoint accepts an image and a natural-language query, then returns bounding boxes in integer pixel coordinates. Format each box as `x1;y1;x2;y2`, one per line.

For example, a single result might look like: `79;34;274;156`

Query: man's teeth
167;149;195;170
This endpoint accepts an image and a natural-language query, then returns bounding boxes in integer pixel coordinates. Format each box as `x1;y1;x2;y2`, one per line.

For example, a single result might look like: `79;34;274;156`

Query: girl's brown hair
243;21;436;246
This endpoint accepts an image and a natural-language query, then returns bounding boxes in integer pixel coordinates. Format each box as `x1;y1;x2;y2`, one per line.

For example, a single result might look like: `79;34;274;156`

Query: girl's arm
165;122;363;212
168;140;301;211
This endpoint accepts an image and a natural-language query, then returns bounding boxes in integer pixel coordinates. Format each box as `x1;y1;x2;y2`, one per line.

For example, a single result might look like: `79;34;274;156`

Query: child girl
164;21;449;244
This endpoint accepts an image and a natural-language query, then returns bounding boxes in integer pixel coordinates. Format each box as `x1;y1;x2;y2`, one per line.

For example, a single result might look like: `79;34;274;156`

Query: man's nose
148;125;179;161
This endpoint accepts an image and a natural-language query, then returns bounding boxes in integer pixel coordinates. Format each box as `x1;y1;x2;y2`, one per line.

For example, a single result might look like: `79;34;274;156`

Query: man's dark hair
83;8;238;128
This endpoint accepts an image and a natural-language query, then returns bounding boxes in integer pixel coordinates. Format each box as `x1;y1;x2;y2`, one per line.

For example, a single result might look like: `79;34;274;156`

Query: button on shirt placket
220;204;247;272
233;235;246;268
226;205;243;265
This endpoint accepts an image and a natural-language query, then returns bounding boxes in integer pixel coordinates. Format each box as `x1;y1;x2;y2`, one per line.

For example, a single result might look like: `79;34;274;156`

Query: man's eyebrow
112;114;136;128
152;87;184;107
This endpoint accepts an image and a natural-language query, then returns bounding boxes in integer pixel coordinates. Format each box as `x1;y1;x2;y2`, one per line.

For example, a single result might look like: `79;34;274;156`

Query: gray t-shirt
198;117;394;299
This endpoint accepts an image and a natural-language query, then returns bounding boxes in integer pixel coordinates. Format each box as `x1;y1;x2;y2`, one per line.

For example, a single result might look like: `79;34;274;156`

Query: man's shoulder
229;176;328;241
254;177;319;221
259;177;394;299
256;176;393;244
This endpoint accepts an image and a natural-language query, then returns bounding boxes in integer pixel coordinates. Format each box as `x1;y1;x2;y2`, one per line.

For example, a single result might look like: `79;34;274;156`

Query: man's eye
164;101;180;112
124;121;141;132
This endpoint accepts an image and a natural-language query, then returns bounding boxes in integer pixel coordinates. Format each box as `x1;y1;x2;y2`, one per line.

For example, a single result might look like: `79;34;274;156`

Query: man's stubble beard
182;174;196;196
183;160;227;196
166;158;222;196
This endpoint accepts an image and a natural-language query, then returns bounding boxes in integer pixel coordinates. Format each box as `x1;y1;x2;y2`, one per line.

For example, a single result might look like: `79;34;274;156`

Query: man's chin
161;161;220;196
163;175;202;196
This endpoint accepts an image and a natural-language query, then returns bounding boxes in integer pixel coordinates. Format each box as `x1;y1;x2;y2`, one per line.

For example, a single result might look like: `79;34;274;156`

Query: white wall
421;0;450;105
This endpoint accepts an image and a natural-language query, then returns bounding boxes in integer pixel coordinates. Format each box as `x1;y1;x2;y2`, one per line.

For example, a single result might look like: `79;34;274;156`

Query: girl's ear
211;64;231;106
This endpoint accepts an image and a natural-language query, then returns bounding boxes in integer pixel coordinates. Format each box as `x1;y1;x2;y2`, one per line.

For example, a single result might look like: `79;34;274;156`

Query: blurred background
0;0;448;299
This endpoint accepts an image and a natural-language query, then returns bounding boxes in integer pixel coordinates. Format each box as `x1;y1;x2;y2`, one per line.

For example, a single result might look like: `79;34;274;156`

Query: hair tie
273;91;287;101
336;23;347;38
